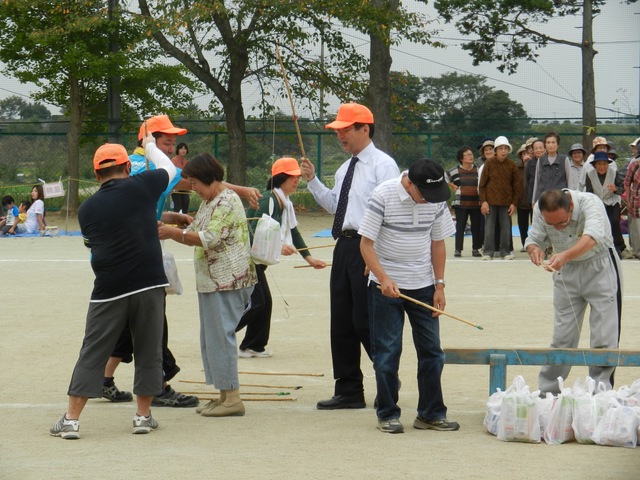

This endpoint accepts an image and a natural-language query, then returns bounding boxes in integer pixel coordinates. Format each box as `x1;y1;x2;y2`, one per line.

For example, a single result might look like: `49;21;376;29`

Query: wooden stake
275;43;306;159
179;380;303;389
179;391;291;396
294;263;332;269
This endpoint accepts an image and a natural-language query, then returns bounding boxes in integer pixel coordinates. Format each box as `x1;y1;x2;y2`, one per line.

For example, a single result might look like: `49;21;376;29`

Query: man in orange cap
102;114;261;408
301;102;399;409
51;137;177;439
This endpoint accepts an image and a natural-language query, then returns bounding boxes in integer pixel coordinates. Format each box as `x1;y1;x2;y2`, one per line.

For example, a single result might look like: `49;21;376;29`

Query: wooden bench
444;348;640;395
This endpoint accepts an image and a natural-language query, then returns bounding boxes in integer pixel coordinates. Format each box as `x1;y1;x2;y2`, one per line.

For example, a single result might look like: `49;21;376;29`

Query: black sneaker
377;418;404;434
102;382;133;402
152;385;199;408
413;416;460;431
454;250;461;257
472;250;482;257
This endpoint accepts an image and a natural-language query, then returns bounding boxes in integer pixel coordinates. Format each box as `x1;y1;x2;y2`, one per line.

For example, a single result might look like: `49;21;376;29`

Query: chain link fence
1;118;638;212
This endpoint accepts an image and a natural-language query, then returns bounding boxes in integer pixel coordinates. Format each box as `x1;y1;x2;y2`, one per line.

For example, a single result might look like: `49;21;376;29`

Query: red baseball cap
93;144;130;171
138;115;187;140
325;102;374;130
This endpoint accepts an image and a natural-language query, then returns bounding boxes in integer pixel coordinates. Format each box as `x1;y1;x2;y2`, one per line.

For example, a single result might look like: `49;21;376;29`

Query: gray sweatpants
538;249;622;394
67;288;165;398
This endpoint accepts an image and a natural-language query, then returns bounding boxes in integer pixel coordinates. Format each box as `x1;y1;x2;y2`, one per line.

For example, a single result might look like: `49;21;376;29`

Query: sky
0;1;638;121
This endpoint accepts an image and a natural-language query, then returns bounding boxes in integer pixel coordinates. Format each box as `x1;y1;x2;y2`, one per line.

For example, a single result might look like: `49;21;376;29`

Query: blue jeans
368;283;448;422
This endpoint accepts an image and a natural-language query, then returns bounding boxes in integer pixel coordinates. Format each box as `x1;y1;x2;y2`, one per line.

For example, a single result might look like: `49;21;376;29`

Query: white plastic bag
497;376;541;443
537;392;555;440
544;378;575;445
484;388;506;436
591;399;640;448
163;250;183;295
250;213;282;265
571;377;599;444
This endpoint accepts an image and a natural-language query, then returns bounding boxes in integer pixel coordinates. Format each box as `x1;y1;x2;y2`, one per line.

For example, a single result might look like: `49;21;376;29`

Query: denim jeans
368;283;448;422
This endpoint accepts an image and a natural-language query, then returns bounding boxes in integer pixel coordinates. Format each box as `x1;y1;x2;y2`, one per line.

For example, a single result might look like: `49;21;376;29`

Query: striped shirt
358;172;455;289
446;164;480;208
524;190;613;262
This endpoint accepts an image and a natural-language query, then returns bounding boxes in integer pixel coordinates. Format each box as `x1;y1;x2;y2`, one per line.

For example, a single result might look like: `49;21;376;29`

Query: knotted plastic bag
497;375;541;443
163;250;183;295
250;213;282;265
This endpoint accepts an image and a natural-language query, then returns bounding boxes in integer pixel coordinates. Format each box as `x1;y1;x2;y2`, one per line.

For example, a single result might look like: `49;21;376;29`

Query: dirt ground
1;211;639;480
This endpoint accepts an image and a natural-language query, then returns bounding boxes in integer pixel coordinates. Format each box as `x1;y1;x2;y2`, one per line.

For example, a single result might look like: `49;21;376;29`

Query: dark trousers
453;207;482;251
111;293;180;383
605;203;627;253
330;236;371;397
235;264;271;352
171;192;190;214
517;207;532;247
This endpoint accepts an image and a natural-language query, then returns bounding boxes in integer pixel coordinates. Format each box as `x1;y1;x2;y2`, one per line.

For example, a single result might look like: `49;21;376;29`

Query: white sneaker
482;255;492;261
239;348;273;358
503;254;515;260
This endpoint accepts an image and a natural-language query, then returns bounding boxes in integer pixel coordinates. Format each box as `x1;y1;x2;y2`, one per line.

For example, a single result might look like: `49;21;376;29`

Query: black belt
340;229;360;238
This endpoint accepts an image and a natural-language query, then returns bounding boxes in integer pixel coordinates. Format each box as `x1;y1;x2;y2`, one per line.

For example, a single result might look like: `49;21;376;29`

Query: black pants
517;207;532;247
111;293;180;383
329;236;371;397
235;264;271;352
605;203;627;253
453;207;482;251
171;192;190;214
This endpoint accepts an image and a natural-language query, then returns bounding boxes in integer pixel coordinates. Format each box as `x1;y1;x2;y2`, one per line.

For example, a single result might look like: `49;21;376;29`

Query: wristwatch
435;279;446;287
182;229;188;243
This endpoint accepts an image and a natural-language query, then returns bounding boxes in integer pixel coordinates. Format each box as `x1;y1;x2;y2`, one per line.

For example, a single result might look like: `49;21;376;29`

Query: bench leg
489;353;507;395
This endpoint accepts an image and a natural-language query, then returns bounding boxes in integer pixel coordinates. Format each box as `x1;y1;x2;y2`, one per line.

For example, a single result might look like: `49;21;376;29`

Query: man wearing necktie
301;103;399;409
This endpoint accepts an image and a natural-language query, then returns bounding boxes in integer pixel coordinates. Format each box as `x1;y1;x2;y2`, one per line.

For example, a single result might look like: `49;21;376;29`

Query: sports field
1;211;639;479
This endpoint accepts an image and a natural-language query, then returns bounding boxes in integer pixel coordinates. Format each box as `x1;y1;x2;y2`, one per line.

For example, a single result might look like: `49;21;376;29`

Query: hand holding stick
376;285;483;330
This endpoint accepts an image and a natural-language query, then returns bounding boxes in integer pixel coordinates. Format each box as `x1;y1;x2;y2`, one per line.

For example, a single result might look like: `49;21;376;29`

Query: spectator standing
531;132;570;204
584;151;633;259
567;143;587;190
524;189;622;395
515;144;532;251
359;159;459;434
623;137;640;256
300;103;399;410
479;136;519;260
446;146;482;257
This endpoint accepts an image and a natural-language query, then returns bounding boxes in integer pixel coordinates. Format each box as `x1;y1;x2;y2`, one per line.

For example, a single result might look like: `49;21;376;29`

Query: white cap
629;137;640;148
493;136;512;154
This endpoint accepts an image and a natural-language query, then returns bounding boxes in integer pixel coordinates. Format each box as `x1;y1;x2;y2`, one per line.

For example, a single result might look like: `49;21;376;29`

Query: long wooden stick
275;43;306;159
296;244;335;252
376;285;483;330
239;371;324;377
179;380;303;390
198;396;296;402
294;263;332;269
179;391;291;396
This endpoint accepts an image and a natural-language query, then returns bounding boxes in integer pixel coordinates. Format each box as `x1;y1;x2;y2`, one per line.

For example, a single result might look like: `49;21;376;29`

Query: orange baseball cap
137;114;187;140
272;157;301;176
93;144;130;170
325;102;374;130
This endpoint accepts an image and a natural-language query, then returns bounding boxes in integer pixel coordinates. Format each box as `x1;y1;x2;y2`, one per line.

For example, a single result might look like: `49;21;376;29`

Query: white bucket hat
493;136;512;153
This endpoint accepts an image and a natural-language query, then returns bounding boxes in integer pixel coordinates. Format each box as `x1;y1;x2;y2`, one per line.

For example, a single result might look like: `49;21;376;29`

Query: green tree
0;1;197;213
137;0;433;184
0;96;51;120
431;0;638;148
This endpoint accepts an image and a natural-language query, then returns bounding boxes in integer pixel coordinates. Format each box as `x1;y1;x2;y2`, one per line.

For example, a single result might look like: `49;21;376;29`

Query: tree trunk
222;97;248;186
366;0;397;156
64;75;82;216
581;0;597;149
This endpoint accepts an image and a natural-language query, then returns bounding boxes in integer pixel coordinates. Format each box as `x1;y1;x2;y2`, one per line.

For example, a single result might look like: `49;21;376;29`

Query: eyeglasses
544;210;572;228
